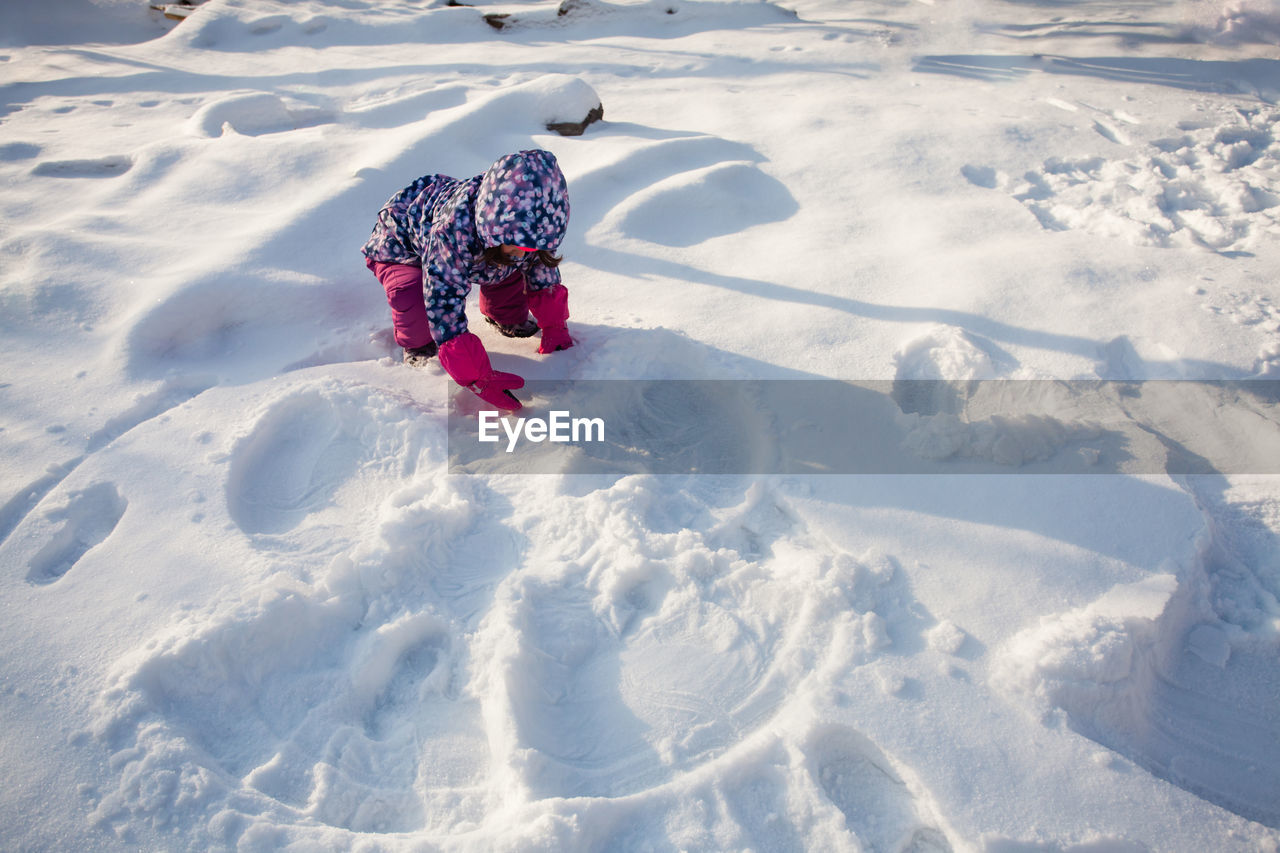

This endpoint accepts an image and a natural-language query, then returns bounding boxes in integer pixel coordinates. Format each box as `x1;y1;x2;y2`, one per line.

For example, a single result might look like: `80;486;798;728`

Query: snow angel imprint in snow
362;149;574;412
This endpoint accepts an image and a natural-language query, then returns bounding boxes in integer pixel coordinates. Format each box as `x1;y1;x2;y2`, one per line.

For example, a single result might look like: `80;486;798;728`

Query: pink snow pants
366;259;529;349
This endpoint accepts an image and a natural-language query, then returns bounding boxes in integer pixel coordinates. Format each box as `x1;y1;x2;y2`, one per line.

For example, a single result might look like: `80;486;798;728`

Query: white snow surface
2;0;1280;851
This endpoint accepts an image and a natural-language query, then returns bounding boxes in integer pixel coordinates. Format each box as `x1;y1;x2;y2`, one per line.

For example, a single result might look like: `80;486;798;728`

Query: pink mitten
438;332;524;411
528;285;573;354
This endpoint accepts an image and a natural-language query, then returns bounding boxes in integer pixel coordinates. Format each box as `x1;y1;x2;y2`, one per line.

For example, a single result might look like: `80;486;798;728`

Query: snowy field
3;0;1280;850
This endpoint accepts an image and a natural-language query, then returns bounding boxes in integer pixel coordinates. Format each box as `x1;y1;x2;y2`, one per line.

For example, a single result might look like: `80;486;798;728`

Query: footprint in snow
91;473;493;838
959;164;1001;190
360;629;450;741
0;379;208;558
244;618;473;834
488;480;938;804
497;578;660;798
24;482;127;585
806;723;953;853
0;142;41;161
31;156;133;178
482;485;808;800
720;746;809;853
225;390;366;535
1092;119;1130;146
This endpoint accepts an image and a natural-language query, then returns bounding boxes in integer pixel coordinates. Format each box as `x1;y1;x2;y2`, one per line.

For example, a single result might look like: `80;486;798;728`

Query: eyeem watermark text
478;410;605;453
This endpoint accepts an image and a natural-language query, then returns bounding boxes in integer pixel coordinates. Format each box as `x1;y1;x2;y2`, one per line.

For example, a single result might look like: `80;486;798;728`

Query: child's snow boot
403;341;438;367
485;316;540;338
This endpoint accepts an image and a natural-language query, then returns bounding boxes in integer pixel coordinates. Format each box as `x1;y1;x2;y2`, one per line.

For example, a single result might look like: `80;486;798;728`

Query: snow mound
617;161;798;246
994;547;1280;828
995;574;1184;712
894;326;1000;381
186;92;335;138
893;329;1102;468
535;75;603;132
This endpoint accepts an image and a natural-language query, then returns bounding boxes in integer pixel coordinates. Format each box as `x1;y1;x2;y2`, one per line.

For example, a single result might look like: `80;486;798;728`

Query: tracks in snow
0;377;212;585
84;400;957;850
